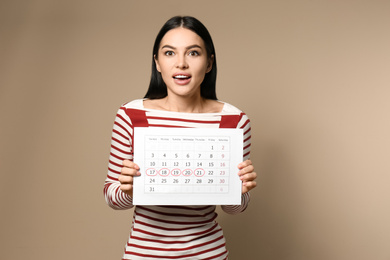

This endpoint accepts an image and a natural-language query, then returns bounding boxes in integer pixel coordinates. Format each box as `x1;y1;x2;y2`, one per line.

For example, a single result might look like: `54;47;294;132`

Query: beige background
1;0;390;259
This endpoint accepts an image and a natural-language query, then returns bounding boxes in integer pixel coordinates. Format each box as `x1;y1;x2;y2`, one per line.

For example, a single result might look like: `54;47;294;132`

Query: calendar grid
144;135;231;194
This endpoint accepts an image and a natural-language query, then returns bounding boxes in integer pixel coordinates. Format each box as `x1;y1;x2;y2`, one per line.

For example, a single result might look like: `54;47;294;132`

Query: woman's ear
206;54;214;73
154;55;161;72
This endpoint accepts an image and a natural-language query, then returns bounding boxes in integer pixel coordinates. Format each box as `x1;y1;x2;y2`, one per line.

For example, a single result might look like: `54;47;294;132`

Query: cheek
158;65;173;82
195;62;210;76
157;59;172;73
159;65;170;77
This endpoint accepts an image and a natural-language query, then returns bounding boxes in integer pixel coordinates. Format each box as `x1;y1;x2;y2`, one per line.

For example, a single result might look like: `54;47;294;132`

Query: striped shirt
104;99;252;260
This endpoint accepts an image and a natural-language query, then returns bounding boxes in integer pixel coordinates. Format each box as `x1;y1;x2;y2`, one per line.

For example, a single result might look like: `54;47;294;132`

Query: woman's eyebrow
161;45;176;49
186;44;202;50
161;44;202;50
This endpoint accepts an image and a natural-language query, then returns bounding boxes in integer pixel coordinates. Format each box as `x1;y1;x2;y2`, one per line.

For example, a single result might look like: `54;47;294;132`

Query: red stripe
136;212;217;225
114;186;127;208
148;124;188;128
244;135;251;143
243;143;251;150
132;222;220;239
203;250;229;260
127;235;224;251
132;226;220;239
103;182;112;194
108;167;121;175
114;121;131;137
147;116;221;124
109;152;126;161
111;137;130;148
219;114;241;128
130;226;221;244
125;108;149;127
134;219;208;231
117;113;133;129
104;185;121;208
125;242;226;259
244;127;251;136
112;129;129;140
111;144;131;155
240;118;250;129
137;206;215;218
109;159;122;168
160;205;213;211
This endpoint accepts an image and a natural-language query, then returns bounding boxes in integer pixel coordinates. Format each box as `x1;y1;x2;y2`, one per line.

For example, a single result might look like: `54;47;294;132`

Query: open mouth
173;75;191;80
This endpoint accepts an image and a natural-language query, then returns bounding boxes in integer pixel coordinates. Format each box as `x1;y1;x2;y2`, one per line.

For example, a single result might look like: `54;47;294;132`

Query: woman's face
155;27;213;99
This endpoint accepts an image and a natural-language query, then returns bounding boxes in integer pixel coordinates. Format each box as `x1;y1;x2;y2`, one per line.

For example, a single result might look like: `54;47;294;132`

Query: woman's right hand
119;160;141;197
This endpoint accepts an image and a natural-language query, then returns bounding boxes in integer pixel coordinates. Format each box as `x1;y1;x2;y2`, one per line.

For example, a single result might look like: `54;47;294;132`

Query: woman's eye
165;51;174;56
189;51;199;56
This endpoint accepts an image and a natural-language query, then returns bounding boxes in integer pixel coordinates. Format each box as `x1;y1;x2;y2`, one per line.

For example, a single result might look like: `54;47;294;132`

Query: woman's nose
176;55;189;69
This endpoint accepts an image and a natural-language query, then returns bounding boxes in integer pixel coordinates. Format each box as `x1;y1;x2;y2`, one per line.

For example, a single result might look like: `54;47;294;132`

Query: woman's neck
143;94;224;113
161;95;207;113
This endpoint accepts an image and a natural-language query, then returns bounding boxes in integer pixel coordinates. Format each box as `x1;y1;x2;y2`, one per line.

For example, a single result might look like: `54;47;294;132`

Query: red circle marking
146;168;157;176
182;169;193;176
158;168;170;176
194;168;205;177
171;168;182;176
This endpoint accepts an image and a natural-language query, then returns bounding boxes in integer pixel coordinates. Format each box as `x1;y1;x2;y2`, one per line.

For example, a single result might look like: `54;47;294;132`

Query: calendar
133;127;243;205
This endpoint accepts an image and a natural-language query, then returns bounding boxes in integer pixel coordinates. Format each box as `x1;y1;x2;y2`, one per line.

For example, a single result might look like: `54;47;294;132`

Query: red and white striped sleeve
221;113;252;214
103;106;135;210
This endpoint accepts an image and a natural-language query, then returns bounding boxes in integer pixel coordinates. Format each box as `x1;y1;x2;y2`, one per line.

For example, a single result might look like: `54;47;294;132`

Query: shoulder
219;101;251;128
121;99;144;109
220;101;244;114
113;99;144;124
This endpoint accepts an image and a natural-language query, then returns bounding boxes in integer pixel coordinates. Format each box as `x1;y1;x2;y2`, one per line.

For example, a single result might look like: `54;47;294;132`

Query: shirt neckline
140;99;227;115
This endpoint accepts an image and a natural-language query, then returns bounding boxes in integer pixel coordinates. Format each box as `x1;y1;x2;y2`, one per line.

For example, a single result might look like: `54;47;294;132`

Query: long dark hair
144;16;217;100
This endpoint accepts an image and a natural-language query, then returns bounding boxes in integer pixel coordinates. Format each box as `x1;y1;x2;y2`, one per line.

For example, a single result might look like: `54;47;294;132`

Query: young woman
104;16;257;260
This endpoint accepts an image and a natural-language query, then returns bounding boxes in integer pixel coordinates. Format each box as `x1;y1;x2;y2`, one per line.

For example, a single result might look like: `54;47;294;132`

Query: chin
168;86;199;97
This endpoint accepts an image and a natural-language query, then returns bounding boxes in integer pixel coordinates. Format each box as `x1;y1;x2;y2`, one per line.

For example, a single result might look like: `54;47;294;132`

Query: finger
238;165;254;177
123;160;140;170
242;181;257;193
240;171;257;182
237;159;252;169
121;167;141;176
118;174;133;184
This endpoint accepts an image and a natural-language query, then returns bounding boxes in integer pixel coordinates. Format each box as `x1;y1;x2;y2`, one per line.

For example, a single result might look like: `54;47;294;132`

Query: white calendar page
133;127;243;205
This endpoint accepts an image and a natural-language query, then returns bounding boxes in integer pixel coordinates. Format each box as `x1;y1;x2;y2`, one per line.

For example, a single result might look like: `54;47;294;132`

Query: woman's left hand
238;160;257;194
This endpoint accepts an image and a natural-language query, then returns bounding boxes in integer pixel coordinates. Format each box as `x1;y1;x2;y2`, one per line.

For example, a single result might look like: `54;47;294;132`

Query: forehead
160;27;205;48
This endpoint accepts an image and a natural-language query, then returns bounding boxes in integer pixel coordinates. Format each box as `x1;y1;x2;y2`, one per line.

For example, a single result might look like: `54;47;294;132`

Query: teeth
174;75;189;79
